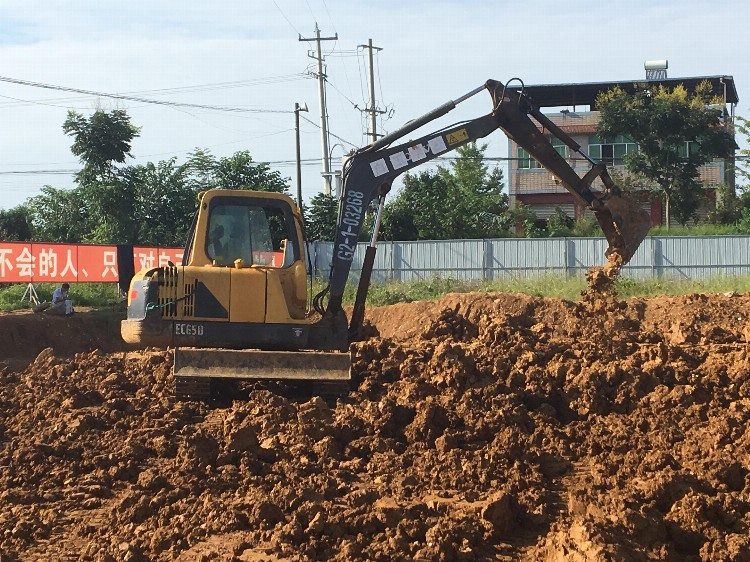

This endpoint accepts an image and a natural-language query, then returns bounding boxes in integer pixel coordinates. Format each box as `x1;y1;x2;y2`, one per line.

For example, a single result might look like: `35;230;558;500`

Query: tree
381;142;509;240
440;142;508;238
25;110;293;246
0;206;33;241
545;207;575;237
26;187;91;243
63;109;140;186
187;150;290;193
304;192;338;241
382;171;452;240
736;117;750;183
597;82;735;228
107;158;194;246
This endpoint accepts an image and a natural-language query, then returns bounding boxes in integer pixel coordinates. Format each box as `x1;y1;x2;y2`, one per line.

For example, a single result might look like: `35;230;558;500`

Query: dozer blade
594;193;651;265
174;348;351;382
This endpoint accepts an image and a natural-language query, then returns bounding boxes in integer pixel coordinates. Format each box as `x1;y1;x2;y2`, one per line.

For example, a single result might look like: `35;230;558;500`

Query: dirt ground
0;287;749;561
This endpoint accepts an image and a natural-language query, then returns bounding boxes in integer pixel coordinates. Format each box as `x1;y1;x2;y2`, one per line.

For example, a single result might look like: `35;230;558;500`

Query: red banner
0;243;183;283
133;247;184;271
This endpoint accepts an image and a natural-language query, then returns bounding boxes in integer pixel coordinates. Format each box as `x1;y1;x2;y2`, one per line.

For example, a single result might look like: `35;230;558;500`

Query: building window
517;147;542;169
551;136;568;158
588;134;637;165
677;141;699;159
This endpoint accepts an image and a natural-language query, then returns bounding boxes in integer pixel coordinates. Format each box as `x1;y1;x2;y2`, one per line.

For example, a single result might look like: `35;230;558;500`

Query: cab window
206;200;298;267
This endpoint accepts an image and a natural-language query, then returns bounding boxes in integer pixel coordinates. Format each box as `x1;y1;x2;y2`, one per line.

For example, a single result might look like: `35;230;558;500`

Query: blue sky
1;0;748;209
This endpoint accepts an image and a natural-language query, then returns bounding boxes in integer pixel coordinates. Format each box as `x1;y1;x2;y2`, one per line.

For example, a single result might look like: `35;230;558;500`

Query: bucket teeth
595;194;651;265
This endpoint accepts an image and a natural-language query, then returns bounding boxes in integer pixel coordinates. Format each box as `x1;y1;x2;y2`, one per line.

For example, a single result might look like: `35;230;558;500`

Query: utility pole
358;38;385;143
299;24;337;196
294;102;308;213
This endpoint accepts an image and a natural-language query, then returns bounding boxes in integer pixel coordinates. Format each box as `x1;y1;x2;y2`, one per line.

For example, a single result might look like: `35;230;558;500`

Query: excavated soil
1;288;749;561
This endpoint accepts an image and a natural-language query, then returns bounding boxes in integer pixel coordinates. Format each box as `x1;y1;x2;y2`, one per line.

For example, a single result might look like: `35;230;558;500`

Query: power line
270;0;302;36
0;75;290;114
0;156;559;176
0;74;308;109
298;113;357;148
0;170;78;175
304;0;317;22
325;77;360;110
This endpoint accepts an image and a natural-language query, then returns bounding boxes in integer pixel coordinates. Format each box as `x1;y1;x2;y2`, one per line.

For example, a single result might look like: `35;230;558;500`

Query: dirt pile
0;308;130;364
1;291;749;561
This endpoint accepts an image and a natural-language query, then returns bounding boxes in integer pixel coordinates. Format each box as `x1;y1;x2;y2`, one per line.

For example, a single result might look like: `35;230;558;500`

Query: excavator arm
315;78;650;339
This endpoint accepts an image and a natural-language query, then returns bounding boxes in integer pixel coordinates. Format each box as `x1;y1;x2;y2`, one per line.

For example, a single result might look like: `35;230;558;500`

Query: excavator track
175;375;212;400
173;347;351;400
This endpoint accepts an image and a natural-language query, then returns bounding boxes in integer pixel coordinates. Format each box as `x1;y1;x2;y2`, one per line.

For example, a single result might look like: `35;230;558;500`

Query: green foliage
0;206;33;241
382;171;452;240
736;208;750;234
27;187;92;243
304;192;338;241
709;183;741;224
647;223;747;236
187;150;290;193
0;283;120;311
63;109;140;185
570;216;603;237
597;82;735;227
545;207;575;237
22;108;292;247
735;116;750;186
506;204;542;237
115;159;195;246
381;142;509;240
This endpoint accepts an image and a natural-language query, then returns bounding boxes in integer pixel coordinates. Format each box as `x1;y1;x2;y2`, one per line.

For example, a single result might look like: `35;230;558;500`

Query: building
507;73;739;226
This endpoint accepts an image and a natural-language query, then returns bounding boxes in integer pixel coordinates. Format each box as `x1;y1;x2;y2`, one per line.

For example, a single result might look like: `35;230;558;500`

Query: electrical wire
303;0;317;22
0;75;290;114
320;0;337;35
298;113;358;148
376;49;386;108
1;155;607;177
325;77;360;110
270;0;302;36
0;74;309;109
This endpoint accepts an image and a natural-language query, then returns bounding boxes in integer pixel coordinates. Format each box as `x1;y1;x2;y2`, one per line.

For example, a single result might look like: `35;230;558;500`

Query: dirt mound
1;291;749;561
0;308;131;364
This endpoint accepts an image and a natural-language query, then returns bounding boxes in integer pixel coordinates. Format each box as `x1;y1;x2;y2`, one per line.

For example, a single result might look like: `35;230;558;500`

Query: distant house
508;73;739;227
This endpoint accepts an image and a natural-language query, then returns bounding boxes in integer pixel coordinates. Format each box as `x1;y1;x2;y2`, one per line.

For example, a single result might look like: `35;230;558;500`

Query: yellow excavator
121;78;651;398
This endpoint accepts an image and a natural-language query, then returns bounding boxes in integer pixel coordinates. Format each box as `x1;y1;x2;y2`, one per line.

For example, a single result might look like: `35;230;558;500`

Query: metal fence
310;236;750;282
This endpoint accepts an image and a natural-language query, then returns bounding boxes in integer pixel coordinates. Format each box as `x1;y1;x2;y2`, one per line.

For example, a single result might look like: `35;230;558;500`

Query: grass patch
647;224;750;236
0;283;121;312
316;274;750;307
5;275;747;313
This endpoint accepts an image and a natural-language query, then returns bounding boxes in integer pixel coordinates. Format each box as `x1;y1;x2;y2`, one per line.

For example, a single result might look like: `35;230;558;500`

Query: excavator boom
320;79;651;333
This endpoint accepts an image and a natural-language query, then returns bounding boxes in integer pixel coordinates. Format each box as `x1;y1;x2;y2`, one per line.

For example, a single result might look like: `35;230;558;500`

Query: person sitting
40;283;74;316
209;225;227;259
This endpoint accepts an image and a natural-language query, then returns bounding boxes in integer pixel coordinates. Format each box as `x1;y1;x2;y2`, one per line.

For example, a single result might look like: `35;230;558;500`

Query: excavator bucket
174;348;351;399
594;193;652;265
